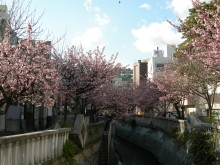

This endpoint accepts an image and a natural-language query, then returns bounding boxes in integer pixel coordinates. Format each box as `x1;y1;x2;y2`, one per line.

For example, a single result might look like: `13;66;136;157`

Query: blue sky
5;0;208;67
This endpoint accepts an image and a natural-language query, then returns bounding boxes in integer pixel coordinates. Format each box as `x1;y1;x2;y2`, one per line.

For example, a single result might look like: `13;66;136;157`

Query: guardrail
132;115;185;134
0;128;70;165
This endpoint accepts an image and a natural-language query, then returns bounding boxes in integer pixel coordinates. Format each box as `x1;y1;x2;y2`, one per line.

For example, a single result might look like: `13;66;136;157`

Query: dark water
113;137;161;165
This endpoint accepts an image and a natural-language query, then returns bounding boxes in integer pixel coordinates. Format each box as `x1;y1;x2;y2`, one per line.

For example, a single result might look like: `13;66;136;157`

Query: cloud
72;27;108;49
140;3;151;10
131;21;183;54
83;0;110;26
83;0;92;12
94;11;110;26
167;0;192;19
112;26;118;32
167;0;211;19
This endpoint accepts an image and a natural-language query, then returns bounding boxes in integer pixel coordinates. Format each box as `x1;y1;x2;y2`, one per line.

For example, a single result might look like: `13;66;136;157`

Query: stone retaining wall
115;123;192;165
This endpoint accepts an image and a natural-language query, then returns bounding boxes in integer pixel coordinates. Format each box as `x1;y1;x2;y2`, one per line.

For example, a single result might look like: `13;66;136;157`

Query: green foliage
200;112;219;125
169;128;189;148
181;1;216;40
63;140;80;165
200;116;216;125
169;127;216;165
60;122;72;128
188;129;216;165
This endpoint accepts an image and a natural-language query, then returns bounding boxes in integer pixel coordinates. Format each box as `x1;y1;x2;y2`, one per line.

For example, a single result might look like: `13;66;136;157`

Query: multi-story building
148;45;175;80
0;5;8;19
112;68;133;86
133;44;175;85
0;5;19;44
0;5;8;41
133;59;148;85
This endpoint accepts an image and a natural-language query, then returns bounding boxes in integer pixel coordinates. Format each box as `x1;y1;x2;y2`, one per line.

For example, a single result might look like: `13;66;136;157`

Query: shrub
188;129;215;165
63;140;80;164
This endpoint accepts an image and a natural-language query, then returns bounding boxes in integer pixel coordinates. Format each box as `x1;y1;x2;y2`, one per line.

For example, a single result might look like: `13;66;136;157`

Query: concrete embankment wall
115;123;192;165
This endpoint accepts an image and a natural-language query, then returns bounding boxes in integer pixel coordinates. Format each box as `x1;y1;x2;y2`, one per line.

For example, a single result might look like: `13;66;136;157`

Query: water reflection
113;137;161;165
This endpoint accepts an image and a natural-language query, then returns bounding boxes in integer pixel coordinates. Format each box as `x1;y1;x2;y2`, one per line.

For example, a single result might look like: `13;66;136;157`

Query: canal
113;137;161;165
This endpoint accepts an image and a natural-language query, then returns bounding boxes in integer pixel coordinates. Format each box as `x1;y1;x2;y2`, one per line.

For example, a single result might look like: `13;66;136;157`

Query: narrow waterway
113;137;161;165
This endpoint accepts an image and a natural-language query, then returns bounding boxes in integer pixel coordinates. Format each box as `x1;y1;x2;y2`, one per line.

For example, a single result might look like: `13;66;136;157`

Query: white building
148;44;175;80
0;5;8;20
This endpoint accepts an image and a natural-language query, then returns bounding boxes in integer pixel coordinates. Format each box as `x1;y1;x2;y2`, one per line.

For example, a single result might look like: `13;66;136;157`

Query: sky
5;0;209;67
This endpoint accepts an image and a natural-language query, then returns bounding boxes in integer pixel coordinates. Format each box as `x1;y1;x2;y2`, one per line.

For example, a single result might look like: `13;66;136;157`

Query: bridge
112;116;191;165
0;114;218;165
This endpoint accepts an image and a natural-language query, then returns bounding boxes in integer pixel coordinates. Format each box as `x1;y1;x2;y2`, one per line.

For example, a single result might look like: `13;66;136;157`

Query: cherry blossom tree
55;46;121;116
169;0;220;73
0;24;59;113
175;50;220;118
89;80;162;118
132;81;162;116
153;65;191;119
88;82;133;116
154;57;220;119
4;0;46;39
167;0;220;118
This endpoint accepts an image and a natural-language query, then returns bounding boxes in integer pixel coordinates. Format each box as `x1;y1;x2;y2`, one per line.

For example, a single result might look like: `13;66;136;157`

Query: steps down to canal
98;131;109;165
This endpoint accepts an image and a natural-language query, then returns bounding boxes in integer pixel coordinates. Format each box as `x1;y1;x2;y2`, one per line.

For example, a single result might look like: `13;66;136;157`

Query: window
156;63;164;71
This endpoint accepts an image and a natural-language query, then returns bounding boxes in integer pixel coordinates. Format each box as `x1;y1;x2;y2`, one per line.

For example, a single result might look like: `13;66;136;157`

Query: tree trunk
207;102;212;119
181;106;185;119
4;102;11;132
4;102;11;113
173;103;181;119
64;97;68;123
162;101;167;117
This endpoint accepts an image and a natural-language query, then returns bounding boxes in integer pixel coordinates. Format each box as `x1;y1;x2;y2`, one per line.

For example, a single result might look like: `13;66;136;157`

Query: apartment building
112;68;133;86
133;59;148;86
133;44;175;85
148;45;175;80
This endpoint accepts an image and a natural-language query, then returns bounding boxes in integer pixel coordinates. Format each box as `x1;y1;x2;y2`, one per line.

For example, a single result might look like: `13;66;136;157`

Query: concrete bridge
0;114;216;165
111;115;220;165
112;116;192;165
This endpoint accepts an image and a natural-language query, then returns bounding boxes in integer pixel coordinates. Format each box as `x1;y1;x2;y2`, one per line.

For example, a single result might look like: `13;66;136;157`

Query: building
133;59;148;86
0;5;19;44
112;68;133;86
0;5;8;41
148;45;175;80
133;44;175;85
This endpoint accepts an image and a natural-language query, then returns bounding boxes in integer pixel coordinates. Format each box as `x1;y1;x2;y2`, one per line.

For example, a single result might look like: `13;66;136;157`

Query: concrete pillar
44;135;48;162
34;137;40;163
51;134;55;159
0;144;3;165
29;138;35;164
54;133;59;157
12;141;20;165
25;139;30;165
5;143;12;165
40;136;45;163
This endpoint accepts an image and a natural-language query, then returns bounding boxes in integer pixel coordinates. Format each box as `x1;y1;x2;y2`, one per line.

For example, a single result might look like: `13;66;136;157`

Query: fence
0;128;70;165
